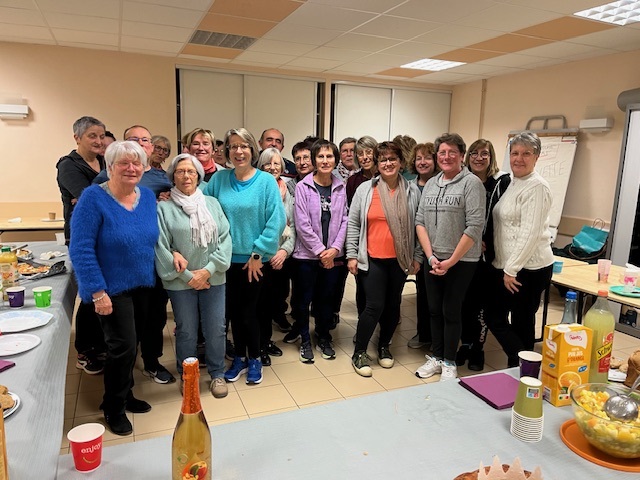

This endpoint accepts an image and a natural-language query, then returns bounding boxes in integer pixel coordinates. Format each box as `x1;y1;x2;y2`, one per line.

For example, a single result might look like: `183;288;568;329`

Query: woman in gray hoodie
414;133;485;381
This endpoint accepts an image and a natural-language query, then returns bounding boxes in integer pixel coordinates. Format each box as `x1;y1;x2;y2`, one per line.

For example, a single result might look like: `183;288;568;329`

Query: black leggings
424;261;477;362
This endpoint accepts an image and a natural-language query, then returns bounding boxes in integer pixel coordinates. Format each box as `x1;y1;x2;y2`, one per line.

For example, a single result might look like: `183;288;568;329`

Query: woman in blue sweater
203;128;285;385
70;141;158;436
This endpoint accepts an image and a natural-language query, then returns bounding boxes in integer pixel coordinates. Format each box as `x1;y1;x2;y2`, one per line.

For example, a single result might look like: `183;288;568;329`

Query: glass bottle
560;290;578;324
583;290;615;383
172;358;211;480
0;247;18;302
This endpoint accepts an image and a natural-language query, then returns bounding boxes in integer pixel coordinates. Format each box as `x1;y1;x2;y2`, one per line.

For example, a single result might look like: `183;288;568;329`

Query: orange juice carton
541;324;593;406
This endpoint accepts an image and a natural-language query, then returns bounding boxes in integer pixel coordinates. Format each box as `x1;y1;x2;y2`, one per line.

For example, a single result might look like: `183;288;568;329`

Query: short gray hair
510;131;541;156
152;135;171;153
166;154;204;185
257;147;283;171
104;141;147;179
73;116;105;138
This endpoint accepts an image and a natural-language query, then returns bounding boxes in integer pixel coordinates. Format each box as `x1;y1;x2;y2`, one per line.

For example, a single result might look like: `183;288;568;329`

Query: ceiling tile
122;21;192;42
353;15;440;40
326;62;385;74
468;33;552;53
284;56;345;70
515;16;615;41
411;71;479;82
179;54;233;64
0;34;55;45
434;48;501;62
37;0;119;18
325;33;400;52
386;0;494;22
52;29;119;46
209;0;302;22
356;51;419;67
305;46;367;61
197;14;276;37
262;23;343;45
57;42;119;51
247;38;317;56
123;1;203;28
234;50;296;65
375;67;425;78
412;25;504;47
454;4;562;32
181;44;242;59
518;40;612;59
499;0;606;15
449;63;521;75
280;3;376;30
0;23;52;40
568;27;640;51
306;0;404;14
129;0;212;11
477;52;552;68
121;36;183;54
381;41;456;58
45;13;119;34
0;0;38;8
0;7;46;26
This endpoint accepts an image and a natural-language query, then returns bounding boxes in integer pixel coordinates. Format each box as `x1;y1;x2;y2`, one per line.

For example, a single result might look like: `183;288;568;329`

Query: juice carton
541;324;593;406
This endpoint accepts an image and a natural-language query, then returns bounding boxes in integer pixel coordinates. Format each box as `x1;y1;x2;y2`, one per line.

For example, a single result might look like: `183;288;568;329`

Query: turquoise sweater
69;184;158;302
155;196;232;290
202;169;285;263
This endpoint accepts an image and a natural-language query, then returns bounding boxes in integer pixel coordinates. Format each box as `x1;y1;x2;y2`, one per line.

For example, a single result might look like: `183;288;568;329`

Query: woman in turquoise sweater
155;153;232;398
203;128;285;385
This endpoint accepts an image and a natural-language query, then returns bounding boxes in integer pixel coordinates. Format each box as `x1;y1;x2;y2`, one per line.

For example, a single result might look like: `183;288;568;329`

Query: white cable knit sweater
492;171;554;277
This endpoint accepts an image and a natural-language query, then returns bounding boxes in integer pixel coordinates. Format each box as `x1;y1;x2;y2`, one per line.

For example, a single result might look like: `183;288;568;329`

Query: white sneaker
415;355;442;379
439;363;458;381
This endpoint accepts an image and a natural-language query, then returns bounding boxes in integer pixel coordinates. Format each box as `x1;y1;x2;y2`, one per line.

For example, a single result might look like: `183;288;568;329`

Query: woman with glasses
456;139;511;371
183;128;225;183
69;141;158;436
149;135;171;170
414;133;485;382
203;128;285;385
347;141;422;377
155;153;232;399
485;132;553;367
346;136;378;205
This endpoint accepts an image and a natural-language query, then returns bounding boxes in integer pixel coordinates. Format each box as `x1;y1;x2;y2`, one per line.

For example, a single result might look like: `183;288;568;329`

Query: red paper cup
67;423;105;472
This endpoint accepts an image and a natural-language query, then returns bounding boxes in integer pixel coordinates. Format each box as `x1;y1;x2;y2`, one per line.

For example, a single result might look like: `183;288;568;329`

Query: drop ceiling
2;0;640;85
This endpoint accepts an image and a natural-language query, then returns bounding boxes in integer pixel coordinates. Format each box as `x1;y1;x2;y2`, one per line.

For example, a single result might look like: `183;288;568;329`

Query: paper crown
477;457;543;480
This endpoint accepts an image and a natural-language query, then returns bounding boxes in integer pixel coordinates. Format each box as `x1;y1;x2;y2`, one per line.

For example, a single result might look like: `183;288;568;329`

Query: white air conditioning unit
579;117;613;132
0;104;29;120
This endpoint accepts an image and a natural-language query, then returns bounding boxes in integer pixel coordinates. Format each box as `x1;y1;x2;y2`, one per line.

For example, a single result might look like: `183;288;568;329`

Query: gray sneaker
408;334;427;349
300;341;315;364
316;338;335;360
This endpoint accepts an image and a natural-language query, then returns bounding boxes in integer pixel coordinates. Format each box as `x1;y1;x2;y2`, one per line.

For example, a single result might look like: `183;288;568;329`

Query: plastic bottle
172;357;211;480
560;290;578;324
583;290;615;383
0;247;18;302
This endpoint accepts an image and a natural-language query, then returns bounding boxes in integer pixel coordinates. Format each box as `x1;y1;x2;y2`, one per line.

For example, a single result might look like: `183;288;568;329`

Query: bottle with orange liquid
583;290;615;383
172;358;211;480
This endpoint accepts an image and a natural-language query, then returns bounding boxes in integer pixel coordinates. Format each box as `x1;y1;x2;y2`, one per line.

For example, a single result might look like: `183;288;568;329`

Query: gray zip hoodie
415;168;485;262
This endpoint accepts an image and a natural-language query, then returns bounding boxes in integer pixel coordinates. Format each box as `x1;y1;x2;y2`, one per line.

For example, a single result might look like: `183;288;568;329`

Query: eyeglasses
229;144;250;151
470;151;490;159
294;154;311;164
153;145;170;156
115;160;143;169
126;136;152;145
174;169;198;177
378;157;399;165
437;150;460;159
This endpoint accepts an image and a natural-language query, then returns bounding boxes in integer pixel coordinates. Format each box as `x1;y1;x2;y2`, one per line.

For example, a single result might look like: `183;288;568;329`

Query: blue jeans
168;285;226;379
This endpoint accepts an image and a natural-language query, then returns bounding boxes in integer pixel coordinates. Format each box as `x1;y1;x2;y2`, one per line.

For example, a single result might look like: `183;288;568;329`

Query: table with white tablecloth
58;368;639;480
1;242;76;479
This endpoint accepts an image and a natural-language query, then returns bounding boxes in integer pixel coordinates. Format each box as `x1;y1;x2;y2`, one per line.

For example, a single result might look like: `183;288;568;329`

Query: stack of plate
510;409;544;442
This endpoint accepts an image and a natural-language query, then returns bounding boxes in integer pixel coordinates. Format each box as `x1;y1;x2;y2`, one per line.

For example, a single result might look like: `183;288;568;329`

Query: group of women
65;116;553;435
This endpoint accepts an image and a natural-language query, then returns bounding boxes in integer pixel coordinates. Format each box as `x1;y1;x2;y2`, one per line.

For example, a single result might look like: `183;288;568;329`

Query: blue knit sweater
69;184;159;302
202;169;285;263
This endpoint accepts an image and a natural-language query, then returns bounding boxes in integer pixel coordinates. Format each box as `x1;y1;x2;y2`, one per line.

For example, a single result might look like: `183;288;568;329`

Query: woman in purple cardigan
283;139;348;364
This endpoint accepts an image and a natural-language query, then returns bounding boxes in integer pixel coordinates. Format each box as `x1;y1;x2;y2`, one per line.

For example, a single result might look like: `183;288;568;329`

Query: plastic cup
67;423;105;473
597;259;611;283
513;376;543;418
48;212;56;220
518;351;542;378
33;286;52;308
623;268;639;293
55;232;66;246
6;286;25;308
552;261;563;274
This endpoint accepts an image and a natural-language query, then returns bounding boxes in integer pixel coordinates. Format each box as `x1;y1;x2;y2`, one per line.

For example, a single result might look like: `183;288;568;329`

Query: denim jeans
168;284;226;379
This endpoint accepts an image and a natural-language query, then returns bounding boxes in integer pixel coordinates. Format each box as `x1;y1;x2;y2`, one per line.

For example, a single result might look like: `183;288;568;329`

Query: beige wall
451;49;640;230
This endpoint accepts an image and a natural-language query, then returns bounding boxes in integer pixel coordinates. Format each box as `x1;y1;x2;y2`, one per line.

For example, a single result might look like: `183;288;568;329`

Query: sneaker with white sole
352;350;372;377
415;355;442;379
76;353;104;375
407;334;427;349
300;341;315;364
316;338;335;360
143;364;176;384
246;358;263;384
377;346;394;368
439;362;458;381
224;356;248;382
210;377;228;398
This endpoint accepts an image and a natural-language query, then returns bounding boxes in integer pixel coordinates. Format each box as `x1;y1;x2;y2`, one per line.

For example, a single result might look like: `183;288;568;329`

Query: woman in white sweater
486;132;554;367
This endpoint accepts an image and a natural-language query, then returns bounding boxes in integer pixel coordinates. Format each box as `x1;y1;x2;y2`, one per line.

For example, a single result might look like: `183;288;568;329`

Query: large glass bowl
570;383;640;459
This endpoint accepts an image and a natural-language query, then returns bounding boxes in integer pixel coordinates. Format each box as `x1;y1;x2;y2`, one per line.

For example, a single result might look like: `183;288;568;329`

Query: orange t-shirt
367;187;396;259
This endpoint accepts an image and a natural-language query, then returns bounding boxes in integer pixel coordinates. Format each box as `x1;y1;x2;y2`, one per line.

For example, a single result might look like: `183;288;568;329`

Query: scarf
336;161;355;182
170;186;217;248
200;158;217;175
276;177;287;202
377;177;413;272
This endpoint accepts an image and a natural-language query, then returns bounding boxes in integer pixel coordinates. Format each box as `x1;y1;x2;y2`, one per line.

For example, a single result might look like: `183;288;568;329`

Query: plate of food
16;248;33;261
0;310;53;333
609;285;640;298
0;388;20;419
17;262;50;277
0;334;41;356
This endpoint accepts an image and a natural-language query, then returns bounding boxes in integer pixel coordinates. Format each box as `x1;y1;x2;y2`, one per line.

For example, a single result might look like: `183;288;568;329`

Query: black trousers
460;260;492;349
257;261;290;348
415;265;432;343
138;276;169;369
484;265;553;362
73;272;106;357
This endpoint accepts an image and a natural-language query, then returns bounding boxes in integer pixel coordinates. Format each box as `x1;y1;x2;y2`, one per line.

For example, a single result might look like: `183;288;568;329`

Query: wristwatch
251;252;262;261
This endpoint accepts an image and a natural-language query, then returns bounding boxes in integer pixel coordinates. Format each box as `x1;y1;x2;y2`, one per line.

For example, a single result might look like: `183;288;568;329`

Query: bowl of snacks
16;248;33;261
570;383;640;458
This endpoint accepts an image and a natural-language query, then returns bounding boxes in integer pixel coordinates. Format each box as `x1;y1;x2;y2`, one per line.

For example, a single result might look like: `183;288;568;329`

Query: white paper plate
0;310;53;333
40;218;64;222
2;392;20;419
0;334;41;356
608;369;627;383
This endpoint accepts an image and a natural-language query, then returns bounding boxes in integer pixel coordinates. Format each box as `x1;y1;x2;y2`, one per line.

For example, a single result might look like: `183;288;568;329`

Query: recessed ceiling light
401;58;465;71
574;0;640;26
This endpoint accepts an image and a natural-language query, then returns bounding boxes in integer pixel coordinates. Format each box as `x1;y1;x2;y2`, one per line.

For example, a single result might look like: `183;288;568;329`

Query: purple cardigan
293;173;348;260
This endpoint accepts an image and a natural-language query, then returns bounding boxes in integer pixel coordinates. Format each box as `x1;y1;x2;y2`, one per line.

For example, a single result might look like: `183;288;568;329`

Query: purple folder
458;372;519;410
0;360;15;373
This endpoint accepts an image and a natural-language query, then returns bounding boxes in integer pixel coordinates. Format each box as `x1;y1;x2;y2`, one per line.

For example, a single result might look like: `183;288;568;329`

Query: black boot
455;345;470;366
467;349;485;371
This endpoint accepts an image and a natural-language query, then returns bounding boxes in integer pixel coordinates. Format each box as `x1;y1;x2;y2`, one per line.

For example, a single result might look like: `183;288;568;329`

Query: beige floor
61;276;640;453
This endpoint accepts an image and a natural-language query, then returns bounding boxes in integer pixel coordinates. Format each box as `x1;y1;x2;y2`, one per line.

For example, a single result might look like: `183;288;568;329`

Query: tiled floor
60;276;640;453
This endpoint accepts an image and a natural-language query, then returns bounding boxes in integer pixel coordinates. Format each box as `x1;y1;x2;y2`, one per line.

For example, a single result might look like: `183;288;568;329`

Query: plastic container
560;290;578;324
583;290;615;383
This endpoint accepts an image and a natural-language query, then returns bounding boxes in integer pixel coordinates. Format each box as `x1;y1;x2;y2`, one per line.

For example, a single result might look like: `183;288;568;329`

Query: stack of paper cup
510;376;544;442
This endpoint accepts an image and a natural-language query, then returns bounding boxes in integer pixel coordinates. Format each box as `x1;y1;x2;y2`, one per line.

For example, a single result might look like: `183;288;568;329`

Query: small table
0;217;64;235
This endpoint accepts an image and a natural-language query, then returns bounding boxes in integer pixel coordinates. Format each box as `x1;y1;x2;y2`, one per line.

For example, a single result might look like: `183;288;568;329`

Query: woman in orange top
346;141;423;377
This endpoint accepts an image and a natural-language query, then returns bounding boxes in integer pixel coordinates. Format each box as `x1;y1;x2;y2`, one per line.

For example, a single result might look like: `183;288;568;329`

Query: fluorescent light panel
574;0;640;25
401;58;465;72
